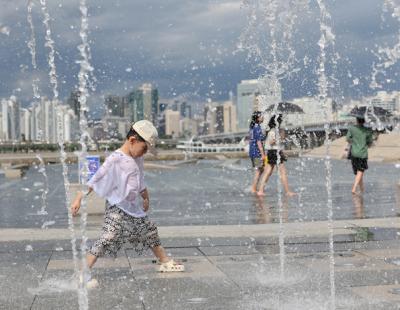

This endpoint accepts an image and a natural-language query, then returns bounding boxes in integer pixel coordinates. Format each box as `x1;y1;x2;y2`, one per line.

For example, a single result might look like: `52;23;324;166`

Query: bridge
196;120;354;144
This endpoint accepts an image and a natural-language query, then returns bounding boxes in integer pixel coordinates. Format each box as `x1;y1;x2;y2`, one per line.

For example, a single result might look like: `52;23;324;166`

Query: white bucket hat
131;120;158;154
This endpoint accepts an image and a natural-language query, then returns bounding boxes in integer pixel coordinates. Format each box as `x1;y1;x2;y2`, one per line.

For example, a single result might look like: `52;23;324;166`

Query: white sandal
78;274;99;289
157;259;185;272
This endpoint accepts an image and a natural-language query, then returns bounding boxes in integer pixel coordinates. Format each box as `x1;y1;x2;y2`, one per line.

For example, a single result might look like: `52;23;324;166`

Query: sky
0;0;399;115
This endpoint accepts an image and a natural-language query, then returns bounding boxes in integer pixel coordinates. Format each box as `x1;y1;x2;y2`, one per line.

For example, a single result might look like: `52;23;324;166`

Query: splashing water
57;117;81;295
41;220;56;229
371;0;400;90
39;0;59;99
240;0;306;112
0;25;10;36
75;1;96;308
35;155;49;216
368;1;400;131
28;277;78;295
241;0;309;280
27;1;37;69
315;0;336;309
31;0;82;305
27;1;41;100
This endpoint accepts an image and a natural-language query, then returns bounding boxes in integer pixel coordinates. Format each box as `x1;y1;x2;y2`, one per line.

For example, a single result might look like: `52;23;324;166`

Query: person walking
346;117;373;194
257;114;295;197
71;120;184;288
248;111;266;193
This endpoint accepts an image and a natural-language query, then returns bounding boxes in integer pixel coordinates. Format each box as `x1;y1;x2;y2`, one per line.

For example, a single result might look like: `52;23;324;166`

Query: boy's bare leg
77;253;98;286
86;253;98;269
257;165;274;196
352;171;364;194
359;177;364;193
151;245;170;263
279;164;296;197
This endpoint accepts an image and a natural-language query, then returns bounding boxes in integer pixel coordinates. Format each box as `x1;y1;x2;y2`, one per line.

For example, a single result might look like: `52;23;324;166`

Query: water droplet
41;220;55;228
0;25;10;36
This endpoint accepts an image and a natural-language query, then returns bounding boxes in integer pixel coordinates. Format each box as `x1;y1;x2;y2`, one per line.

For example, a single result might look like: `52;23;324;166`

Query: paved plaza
1;218;400;309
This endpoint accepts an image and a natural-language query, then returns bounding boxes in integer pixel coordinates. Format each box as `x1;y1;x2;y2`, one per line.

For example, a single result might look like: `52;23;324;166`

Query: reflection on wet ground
0;157;399;228
352;194;365;219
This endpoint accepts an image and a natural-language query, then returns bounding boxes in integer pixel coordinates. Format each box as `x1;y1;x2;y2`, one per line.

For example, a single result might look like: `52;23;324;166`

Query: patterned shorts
89;202;161;258
251;157;264;170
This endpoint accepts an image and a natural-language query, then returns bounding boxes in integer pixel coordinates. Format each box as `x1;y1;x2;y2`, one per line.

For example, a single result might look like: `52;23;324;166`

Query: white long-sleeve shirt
87;150;146;217
265;130;281;150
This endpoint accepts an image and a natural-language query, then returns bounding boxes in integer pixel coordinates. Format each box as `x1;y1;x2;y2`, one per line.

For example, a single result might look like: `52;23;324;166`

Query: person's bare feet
257;191;265;196
251;188;257;193
286;191;297;197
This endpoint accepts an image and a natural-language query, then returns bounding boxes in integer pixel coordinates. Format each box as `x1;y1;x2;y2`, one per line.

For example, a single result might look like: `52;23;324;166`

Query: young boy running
346;117;373;194
71;120;184;287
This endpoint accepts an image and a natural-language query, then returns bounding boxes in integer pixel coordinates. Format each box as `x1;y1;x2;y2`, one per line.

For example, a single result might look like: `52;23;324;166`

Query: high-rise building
45;99;57;143
215;105;224;134
364;91;399;114
237;78;281;130
30;101;43;141
88;120;108;142
180;117;198;137
102;115;130;140
105;95;125;117
291;97;334;126
236;80;260;131
201;101;237;135
20;108;31;142
256;77;282;112
165;109;180;137
158;102;169;113
57;104;78;142
1;96;20;141
67;90;81;120
222;101;237;133
0;111;3;141
30;98;78;143
156;102;168;137
180;101;192;119
202;102;218;135
127;84;158;125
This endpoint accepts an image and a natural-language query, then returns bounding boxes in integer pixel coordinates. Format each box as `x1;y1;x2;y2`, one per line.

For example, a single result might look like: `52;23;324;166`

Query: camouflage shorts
89;202;161;258
251;157;264;170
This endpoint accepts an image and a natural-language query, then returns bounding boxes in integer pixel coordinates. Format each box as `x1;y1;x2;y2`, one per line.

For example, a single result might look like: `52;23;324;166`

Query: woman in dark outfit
257;114;295;197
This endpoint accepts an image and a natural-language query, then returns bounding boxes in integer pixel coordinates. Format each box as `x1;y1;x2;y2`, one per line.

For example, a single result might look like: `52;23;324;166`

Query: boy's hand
71;196;81;216
143;198;149;212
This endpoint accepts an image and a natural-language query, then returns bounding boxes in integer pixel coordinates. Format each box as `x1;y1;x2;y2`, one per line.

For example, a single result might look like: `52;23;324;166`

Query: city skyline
1;0;400;114
1;81;398;144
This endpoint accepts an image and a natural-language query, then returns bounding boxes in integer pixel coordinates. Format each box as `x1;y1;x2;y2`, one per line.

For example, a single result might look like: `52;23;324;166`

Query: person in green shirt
346;117;373;194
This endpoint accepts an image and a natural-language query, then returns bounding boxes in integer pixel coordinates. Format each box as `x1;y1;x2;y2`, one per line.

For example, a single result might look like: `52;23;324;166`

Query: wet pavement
0;157;400;309
1;220;400;310
0;158;399;228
